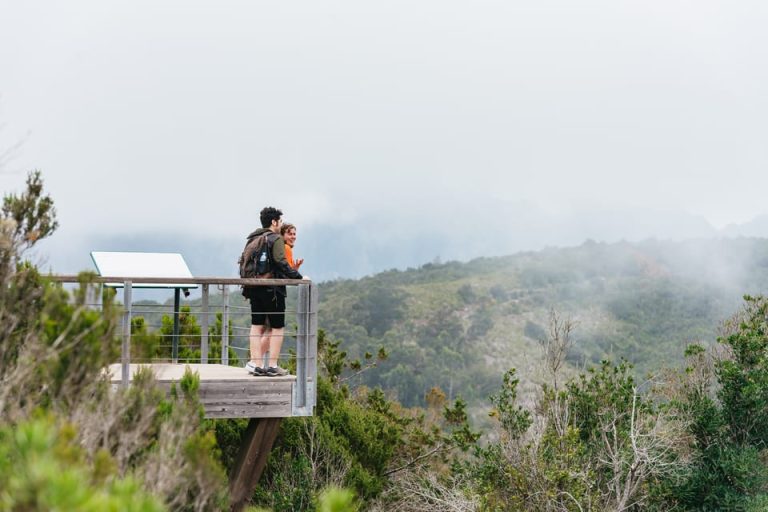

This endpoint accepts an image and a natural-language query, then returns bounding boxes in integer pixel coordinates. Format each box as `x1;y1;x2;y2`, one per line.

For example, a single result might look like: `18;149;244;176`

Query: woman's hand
295;258;304;269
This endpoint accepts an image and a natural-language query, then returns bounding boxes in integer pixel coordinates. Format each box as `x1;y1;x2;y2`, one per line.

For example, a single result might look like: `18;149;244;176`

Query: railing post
172;287;181;363
122;281;132;387
308;283;318;408
86;284;99;311
295;284;308;409
201;284;209;364
293;282;317;415
221;285;229;366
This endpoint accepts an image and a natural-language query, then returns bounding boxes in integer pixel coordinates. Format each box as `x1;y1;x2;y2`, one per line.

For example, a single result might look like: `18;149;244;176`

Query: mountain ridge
33;209;768;283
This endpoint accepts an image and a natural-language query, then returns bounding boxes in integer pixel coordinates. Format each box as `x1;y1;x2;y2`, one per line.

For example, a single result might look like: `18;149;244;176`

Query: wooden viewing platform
52;271;318;511
50;273;318;418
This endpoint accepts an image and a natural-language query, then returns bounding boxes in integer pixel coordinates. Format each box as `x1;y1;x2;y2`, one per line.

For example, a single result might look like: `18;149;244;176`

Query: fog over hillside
35;205;767;283
5;0;768;283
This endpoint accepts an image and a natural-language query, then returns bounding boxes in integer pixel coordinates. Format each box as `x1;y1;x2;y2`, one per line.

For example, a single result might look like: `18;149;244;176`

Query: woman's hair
280;223;296;236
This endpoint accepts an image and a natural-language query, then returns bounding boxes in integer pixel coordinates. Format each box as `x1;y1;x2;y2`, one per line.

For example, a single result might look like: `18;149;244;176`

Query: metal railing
48;275;318;416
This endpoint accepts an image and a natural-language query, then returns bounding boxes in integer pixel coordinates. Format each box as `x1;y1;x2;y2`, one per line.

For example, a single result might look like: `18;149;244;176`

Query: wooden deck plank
206;408;291;419
107;363;296;382
199;389;292;400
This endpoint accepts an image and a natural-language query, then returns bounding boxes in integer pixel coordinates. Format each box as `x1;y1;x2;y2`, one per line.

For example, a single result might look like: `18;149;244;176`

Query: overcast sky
2;0;768;252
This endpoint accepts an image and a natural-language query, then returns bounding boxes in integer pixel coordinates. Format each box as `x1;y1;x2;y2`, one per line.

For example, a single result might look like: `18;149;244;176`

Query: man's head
260;206;283;232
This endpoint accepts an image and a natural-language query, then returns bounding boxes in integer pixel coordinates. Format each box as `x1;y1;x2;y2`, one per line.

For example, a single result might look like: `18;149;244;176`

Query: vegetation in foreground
0;173;230;510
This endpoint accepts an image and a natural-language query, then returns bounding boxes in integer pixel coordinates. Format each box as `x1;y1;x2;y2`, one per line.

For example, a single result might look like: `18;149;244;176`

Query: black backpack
238;232;276;279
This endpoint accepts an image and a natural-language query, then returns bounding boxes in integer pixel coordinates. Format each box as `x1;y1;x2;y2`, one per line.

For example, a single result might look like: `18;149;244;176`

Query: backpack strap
265;232;280;262
255;232;280;279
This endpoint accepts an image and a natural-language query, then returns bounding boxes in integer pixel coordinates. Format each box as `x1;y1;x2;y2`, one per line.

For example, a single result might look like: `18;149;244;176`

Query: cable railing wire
50;275;318;413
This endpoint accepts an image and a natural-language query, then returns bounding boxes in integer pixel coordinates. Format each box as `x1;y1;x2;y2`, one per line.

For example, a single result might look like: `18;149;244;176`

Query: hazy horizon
3;0;768;275
30;204;768;283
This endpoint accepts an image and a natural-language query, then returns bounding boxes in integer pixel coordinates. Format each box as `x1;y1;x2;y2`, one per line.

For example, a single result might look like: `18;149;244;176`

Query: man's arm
271;236;303;279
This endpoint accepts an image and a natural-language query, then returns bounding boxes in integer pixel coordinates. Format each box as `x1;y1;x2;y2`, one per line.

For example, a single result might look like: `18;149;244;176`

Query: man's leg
259;325;272;366
247;292;271;373
265;291;288;374
249;324;267;365
267;327;284;368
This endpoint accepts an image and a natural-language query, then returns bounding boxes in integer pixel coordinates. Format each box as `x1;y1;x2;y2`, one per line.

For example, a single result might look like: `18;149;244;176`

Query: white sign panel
90;251;198;289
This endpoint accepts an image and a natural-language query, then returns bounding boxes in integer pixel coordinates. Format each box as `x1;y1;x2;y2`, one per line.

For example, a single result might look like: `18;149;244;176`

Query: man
243;206;304;377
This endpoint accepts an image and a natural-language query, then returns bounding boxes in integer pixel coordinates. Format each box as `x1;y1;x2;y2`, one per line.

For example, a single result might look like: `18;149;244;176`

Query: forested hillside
316;238;768;407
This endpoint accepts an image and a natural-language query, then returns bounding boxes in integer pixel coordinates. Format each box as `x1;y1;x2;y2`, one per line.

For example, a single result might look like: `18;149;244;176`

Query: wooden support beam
229;418;282;512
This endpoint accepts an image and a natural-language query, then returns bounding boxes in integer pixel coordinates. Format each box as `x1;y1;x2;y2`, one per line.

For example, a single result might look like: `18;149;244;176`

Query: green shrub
0;416;164;511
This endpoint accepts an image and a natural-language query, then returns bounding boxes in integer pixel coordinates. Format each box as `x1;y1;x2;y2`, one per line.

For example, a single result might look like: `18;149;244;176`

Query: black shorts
248;287;286;328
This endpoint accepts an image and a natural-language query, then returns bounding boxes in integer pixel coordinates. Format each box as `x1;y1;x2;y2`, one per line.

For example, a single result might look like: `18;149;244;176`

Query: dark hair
260;206;283;228
280;223;296;236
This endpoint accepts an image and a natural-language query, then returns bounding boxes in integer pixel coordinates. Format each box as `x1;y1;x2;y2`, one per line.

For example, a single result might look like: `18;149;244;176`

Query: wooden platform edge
107;364;297;419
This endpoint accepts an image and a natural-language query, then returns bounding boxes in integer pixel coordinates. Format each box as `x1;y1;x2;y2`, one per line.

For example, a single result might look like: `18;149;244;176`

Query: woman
280;223;304;270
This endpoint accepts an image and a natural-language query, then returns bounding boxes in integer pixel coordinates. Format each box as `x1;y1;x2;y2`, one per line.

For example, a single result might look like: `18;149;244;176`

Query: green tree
131;315;162;362
348;284;405;337
672;296;768;509
206;311;239;365
160;305;201;362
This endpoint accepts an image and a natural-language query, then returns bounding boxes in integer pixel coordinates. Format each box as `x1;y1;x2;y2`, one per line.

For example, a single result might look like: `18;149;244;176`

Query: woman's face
284;228;297;246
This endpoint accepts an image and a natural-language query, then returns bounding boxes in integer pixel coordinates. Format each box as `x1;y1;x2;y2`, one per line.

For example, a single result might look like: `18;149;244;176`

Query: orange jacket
285;244;297;269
